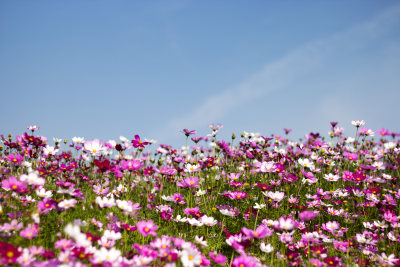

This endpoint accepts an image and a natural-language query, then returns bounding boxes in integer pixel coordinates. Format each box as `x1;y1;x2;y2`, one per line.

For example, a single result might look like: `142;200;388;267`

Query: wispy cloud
152;4;400;144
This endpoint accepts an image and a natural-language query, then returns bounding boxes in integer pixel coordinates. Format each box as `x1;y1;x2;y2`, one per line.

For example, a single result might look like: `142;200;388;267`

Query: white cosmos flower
84;139;106;156
64;224;92;248
298;158;315;170
58;199;77;210
43;145;59;156
175;215;188;223
96;196;116;208
103;230;122;240
196;189;206;196
351;120;365;127
20;172;45;186
184;164;200;173
260;242;274;253
72;137;85;144
93;247;121;263
187;218;203;227
200;215;218;226
253;203;266;209
180;248;202;267
194;235;208;247
323;173;340;182
264;191;285;202
36;188;53;198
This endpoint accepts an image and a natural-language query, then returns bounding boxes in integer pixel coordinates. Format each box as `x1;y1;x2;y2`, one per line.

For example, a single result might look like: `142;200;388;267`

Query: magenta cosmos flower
136;220;158;237
131;135;148;148
225;191;247;200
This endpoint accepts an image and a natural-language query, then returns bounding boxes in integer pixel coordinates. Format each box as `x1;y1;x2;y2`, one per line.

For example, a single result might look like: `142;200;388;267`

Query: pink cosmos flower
120;160;143;171
242;225;273;239
299;210;318;221
172;193;186;205
322;221;340;233
279;216;296;231
224;191;247;200
232;255;261;267
20;224;39;239
209;251;226;265
343;152;358;161
2;219;23;232
177;177;200;188
182;129;197;137
136;220;158;237
383;210;398;223
377;128;390;136
2;176;27;193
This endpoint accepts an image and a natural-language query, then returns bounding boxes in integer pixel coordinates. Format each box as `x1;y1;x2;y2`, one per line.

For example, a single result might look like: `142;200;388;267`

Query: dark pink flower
131;135;148;148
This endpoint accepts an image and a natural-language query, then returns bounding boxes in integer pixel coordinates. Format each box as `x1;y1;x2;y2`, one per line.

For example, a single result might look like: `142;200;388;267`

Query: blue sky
1;0;399;147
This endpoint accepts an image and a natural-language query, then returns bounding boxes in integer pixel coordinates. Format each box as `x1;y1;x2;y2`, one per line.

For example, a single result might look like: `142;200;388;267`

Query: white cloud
153;4;400;144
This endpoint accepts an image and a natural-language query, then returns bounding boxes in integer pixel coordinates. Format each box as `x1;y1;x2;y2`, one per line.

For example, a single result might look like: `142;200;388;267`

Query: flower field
0;121;399;266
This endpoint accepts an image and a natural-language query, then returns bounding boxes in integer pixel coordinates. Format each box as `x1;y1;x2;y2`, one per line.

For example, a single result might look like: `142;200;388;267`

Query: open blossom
298;158;315;169
2;176;27;193
324;173;340;182
20;224;39;239
359;127;375;136
351;120;365;127
131;134;148;148
224;191;247;200
7;154;24;163
377;253;399;266
184;163;200;173
96;196;116;208
279;216;295;231
92;247;121;263
264;191;285;202
200;215;218;226
260;242;274;253
180;248;202;267
84;139;106;156
322;221;340;233
242;225;273;239
136;220;158;237
36;188;53;198
209;252;226;265
43;145;59;156
19;172;45;186
177;176;200;188
58;199;77;210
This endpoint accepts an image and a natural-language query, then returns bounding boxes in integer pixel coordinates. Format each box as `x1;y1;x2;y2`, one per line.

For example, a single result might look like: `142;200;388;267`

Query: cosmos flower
20;224;39;239
182;129;197;137
131;134;148;148
136;220;158;237
177;177;200;188
84;139;106;156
